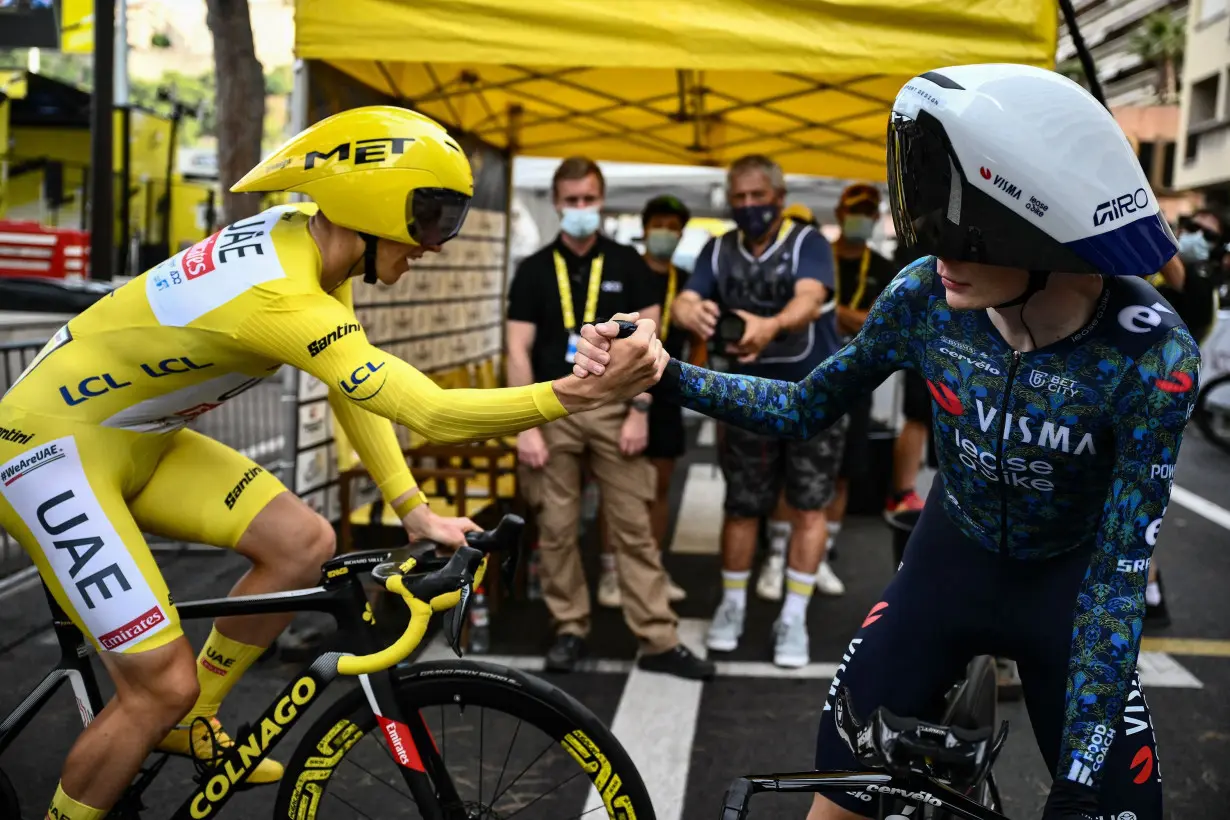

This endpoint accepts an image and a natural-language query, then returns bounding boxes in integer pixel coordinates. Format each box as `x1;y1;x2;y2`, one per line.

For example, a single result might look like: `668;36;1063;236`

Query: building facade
1173;0;1230;203
1057;0;1189;107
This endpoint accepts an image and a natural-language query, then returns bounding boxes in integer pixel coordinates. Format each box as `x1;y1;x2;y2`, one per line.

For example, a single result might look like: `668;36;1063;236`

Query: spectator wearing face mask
506;157;714;680
596;195;696;610
822;184;899;566
756;200;845;601
671;154;846;669
1137;208;1227;629
1169;209;1225;345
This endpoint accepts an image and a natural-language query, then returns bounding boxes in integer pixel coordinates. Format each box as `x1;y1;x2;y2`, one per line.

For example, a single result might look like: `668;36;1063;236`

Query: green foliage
1057;58;1087;86
0;47;291;155
1129;11;1186;64
264;64;293;95
151;32;172;49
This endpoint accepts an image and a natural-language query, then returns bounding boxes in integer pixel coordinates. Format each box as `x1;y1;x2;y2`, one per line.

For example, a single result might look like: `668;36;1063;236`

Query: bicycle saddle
832;685;1008;785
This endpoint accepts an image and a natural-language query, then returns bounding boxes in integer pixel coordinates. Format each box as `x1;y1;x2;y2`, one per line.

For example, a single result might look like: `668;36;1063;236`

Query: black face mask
732;203;781;240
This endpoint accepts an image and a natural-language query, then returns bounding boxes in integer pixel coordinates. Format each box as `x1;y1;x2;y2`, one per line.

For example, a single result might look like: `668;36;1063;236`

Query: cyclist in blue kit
572;64;1199;820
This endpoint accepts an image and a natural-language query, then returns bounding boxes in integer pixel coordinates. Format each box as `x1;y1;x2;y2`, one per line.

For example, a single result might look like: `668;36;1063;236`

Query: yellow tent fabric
296;0;1057;181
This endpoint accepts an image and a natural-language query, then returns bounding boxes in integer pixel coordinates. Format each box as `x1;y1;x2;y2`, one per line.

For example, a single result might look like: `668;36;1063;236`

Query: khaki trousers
518;403;679;653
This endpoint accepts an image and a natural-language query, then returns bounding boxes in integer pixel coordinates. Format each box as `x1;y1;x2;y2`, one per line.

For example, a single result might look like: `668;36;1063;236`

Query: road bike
721;655;1010;819
0;515;654;819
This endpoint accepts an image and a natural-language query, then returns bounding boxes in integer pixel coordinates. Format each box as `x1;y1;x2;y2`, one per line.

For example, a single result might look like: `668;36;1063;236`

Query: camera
706;312;746;373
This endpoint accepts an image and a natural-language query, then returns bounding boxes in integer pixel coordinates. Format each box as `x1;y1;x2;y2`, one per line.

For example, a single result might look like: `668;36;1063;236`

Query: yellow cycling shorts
0;405;287;654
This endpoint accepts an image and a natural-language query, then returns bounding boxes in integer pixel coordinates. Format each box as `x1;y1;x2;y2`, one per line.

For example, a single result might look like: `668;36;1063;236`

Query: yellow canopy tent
295;0;1058;181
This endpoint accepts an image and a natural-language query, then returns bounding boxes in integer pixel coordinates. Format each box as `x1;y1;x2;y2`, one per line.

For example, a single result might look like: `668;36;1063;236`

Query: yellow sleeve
324;279;419;507
238;290;569;444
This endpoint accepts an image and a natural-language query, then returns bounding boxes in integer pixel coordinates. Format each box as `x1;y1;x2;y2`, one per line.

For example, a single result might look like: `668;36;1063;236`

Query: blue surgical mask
645;228;681;260
732;203;781;239
842;215;876;242
1177;231;1211;262
560;206;601;239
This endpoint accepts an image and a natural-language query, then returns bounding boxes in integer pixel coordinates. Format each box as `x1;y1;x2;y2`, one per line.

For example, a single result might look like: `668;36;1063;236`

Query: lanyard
834;246;872;310
553;250;604;331
661;264;678;339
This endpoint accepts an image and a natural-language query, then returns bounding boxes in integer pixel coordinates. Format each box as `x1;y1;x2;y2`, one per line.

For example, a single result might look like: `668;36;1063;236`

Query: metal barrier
0;338;296;584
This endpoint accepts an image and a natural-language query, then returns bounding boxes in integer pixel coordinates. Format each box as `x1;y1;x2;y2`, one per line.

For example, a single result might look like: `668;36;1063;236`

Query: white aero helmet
886;64;1176;277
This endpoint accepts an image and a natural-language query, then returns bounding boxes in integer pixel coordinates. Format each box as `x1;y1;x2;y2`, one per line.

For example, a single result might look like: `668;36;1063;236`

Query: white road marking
1170;484;1230;532
582;619;709;820
671;463;725;555
1136;650;1204;689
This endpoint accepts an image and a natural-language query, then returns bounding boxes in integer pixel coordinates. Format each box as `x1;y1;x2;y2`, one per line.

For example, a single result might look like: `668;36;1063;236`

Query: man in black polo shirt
506;157;714;680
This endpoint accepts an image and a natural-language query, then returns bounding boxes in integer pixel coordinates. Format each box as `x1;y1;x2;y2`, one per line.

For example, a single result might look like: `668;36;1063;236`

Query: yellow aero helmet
232;105;473;247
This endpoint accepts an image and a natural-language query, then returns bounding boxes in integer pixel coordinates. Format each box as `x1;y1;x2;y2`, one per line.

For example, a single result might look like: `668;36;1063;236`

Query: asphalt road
0;417;1226;819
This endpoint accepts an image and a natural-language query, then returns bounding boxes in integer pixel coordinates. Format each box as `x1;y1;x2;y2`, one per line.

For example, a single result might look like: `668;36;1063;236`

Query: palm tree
1129;10;1186;104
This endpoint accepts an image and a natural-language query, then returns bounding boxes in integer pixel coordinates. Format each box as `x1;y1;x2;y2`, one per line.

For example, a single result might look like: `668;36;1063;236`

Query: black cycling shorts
813;483;1162;818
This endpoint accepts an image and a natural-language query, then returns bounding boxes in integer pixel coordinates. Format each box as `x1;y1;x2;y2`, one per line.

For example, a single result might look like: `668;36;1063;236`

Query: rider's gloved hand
1039;778;1100;820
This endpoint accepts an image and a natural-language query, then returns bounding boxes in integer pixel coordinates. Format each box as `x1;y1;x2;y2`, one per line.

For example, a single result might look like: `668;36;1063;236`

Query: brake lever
441;572;475;657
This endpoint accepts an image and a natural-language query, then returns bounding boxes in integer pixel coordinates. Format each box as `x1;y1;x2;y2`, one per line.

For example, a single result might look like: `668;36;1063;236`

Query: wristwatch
628;398;651;413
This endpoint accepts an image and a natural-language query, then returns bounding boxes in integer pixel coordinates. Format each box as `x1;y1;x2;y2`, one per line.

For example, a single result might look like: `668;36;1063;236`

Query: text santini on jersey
308;323;361;357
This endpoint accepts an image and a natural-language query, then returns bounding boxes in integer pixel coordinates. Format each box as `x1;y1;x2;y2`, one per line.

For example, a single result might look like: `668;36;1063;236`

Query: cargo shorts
717;417;849;518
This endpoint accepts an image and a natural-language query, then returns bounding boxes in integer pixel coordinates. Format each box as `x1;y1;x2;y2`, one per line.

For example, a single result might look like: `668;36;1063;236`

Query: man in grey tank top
670;155;848;668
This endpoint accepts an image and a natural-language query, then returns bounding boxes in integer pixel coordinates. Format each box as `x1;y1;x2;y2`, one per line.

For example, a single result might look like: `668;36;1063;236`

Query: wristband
392;490;429;519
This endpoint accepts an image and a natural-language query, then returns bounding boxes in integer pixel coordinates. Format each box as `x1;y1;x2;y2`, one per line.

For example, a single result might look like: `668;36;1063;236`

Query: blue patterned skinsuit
651;256;1199;814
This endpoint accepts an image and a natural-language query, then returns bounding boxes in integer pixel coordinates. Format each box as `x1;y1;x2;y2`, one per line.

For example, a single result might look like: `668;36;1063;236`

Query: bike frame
0;561;460;820
724;770;1009;820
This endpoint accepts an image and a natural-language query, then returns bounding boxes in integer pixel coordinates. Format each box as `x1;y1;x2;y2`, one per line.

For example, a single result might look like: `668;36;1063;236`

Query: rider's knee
305;512;337;570
285;510;335;583
116;643;201;726
250;505;336;584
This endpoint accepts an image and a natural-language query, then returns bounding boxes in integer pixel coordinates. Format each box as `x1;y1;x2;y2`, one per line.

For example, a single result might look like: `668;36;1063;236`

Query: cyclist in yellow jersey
0;106;666;820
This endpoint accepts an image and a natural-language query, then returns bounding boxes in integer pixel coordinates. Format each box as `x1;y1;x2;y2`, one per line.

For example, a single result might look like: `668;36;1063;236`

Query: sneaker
884;490;925;517
158;716;284;784
545;634;587;673
815;561;845;597
826;534;839;562
666;575;687;602
996;657;1023;702
755;553;786;601
773;616;810;669
597;569;622;609
637;644;715;680
1144;572;1171;629
706;599;745;652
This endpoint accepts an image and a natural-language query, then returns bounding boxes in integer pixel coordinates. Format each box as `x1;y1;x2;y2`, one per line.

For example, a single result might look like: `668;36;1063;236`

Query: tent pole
90;0;115;280
499;104;523;386
1057;0;1107;108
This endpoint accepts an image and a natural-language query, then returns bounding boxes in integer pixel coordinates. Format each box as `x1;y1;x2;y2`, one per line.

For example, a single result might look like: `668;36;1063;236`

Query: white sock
780;568;814;622
1146;581;1162;607
722;570;750;609
601;552;617;574
827;521;842;537
767;520;791;557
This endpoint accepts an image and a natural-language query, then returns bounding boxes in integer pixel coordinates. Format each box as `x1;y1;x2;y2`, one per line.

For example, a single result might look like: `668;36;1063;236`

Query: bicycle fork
357;666;463;820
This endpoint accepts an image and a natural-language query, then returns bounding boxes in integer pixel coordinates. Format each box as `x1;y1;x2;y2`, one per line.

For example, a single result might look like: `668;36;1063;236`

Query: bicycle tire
274;659;655;820
1192;372;1230;455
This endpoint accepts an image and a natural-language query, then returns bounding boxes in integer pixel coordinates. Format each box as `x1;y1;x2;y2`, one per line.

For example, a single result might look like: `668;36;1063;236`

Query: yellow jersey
2;203;567;505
